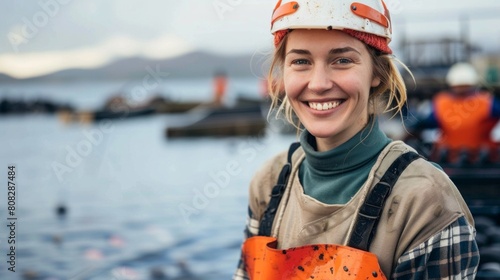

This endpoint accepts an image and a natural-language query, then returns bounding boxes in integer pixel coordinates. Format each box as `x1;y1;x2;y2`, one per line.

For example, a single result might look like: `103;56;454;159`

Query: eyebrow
329;47;361;55
286;47;361;56
286;49;311;56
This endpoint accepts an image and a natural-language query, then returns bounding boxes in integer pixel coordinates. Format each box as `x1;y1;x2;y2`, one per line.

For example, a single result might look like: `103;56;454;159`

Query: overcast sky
2;0;500;78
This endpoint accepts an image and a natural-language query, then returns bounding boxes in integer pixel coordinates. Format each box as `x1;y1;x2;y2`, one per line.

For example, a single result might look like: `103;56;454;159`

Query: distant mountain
0;72;17;82
1;51;271;82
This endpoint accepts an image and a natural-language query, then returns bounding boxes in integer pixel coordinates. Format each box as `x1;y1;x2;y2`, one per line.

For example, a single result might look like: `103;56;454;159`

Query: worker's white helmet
446;63;480;87
271;0;392;41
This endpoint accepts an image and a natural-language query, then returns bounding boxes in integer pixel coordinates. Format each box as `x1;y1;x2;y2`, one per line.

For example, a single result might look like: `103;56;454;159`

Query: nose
308;66;333;94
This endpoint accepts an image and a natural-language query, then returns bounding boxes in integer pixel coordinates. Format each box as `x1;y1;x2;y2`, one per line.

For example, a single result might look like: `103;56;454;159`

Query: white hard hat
446;63;479;87
270;0;392;41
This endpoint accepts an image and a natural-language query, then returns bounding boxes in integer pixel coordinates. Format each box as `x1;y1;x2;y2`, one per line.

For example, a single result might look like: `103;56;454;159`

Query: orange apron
242;236;386;280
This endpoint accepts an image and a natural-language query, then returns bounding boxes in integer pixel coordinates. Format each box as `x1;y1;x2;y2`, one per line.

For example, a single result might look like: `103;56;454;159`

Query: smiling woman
233;0;480;279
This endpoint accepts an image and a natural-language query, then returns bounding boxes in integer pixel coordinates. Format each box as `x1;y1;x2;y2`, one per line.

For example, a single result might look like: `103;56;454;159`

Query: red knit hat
274;28;392;54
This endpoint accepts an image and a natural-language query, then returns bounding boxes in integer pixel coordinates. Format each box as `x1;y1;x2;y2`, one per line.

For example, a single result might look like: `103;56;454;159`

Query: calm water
0;79;297;280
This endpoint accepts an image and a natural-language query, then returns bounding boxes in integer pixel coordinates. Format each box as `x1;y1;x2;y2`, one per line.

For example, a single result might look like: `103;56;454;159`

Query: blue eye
292;59;310;65
336;58;352;64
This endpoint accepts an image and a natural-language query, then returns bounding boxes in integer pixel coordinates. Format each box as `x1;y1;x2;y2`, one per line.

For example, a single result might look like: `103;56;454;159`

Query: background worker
212;70;228;107
407;62;500;163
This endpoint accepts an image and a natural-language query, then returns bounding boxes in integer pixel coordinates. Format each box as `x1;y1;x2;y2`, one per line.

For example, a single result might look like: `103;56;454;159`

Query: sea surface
0;78;298;280
3;78;499;280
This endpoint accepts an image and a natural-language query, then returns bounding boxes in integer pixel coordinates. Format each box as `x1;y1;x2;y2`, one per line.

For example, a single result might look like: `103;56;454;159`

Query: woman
234;0;479;279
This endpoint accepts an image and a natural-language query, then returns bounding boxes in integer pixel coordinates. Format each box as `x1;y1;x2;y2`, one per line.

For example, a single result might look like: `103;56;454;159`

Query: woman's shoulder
251;150;288;184
380;141;469;214
376;142;473;243
375;141;458;198
249;144;301;192
383;140;446;174
247;144;304;216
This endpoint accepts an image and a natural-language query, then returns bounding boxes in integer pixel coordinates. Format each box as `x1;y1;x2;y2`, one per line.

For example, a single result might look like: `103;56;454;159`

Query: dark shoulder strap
258;142;301;236
348;151;421;251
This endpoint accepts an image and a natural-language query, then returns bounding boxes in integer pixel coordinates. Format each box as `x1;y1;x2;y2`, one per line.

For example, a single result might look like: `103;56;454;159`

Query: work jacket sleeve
492;96;500;117
411;110;440;132
391;216;480;279
233;151;288;280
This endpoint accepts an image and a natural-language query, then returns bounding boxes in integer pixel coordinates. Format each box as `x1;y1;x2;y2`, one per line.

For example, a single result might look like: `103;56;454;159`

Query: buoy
56;204;67;218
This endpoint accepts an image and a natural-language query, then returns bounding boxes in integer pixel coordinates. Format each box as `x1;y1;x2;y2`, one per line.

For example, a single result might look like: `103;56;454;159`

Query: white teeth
308;101;341;111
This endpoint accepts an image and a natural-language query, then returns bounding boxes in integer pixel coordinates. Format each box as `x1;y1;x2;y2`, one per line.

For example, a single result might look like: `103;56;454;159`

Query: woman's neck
313;117;372;152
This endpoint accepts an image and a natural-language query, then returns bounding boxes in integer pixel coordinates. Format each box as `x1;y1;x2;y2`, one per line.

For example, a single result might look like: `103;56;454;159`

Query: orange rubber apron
242;236;386;280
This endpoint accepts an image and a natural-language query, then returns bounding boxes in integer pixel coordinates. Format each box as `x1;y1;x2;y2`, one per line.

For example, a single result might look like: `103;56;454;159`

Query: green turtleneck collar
298;118;391;205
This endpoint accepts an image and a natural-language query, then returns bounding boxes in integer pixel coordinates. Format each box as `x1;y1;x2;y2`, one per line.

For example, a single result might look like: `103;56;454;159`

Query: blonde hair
267;34;412;131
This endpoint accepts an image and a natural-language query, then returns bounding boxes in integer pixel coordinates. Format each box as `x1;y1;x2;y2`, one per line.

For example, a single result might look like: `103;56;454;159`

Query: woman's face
284;29;380;152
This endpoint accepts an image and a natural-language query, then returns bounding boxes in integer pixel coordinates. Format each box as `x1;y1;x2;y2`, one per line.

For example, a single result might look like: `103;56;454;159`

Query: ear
371;75;381;88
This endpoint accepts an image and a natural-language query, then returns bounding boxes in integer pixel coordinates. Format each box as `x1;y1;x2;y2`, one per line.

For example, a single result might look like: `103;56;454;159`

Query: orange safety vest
243;236;386;280
434;91;497;150
213;75;228;105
